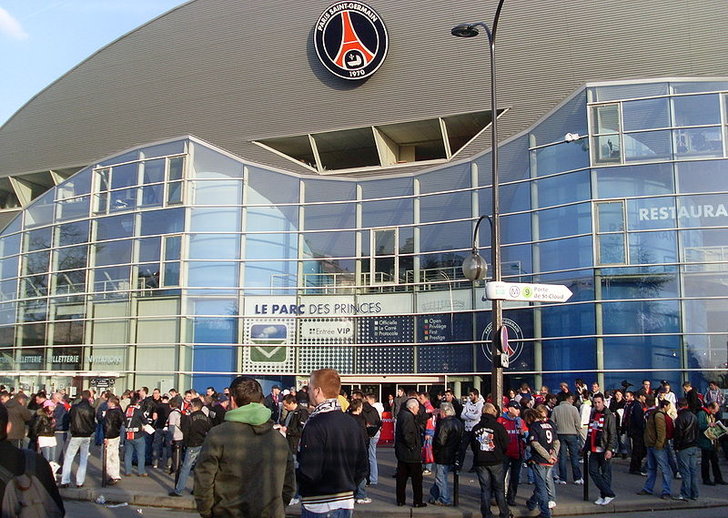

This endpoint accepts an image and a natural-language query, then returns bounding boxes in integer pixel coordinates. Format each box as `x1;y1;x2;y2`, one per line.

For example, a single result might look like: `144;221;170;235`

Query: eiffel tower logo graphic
333;10;375;70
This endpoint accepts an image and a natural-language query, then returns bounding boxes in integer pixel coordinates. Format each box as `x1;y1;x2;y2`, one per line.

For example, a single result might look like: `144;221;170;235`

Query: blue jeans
429;463;453;505
152;429;170;467
587;452;614;498
557;434;582;481
301;508;352;518
643;447;672;496
527;463;552;518
676;447;699;499
354;478;367;499
124;436;147;476
174;445;201;494
368;432;379;484
475;463;509;518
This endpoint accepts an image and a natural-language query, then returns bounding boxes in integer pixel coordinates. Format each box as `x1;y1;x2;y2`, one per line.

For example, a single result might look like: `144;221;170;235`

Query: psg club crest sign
314;1;389;80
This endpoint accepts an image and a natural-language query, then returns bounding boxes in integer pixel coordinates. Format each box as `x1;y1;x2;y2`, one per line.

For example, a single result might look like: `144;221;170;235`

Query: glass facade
2;79;728;395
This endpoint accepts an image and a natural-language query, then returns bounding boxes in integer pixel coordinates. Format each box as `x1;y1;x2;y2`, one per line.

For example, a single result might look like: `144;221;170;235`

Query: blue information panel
358;316;414;344
416;313;473;373
356;316;414;374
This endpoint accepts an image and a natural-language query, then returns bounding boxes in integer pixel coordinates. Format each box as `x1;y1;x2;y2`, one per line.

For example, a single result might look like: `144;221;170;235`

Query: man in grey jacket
551;394;583;484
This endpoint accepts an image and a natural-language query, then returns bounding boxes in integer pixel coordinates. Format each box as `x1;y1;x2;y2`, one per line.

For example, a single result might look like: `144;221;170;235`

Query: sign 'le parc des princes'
314;1;388;80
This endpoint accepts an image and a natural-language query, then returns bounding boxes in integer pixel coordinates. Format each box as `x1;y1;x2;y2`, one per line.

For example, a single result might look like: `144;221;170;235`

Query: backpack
0;450;64;518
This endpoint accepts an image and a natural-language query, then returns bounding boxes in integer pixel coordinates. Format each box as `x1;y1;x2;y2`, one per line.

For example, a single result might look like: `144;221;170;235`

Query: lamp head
462;251;488;281
451;23;480;38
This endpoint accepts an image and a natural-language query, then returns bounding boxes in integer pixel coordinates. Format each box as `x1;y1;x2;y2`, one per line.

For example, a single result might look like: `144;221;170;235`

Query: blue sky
0;0;186;125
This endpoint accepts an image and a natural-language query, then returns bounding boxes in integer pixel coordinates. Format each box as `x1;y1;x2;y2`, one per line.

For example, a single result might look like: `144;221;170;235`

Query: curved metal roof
1;0;727;178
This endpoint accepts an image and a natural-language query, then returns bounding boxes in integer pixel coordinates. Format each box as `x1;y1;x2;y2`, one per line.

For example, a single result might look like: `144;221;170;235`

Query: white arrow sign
485;281;573;302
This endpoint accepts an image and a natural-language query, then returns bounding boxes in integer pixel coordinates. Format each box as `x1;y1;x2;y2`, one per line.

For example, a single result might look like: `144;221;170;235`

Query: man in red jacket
498;401;527;505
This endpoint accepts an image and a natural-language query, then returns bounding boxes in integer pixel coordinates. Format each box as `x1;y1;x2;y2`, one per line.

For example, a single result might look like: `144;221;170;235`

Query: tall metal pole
488;3;504;411
453;0;506;409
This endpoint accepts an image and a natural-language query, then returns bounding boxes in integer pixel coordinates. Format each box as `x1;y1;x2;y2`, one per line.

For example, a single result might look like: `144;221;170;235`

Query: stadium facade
1;0;727;397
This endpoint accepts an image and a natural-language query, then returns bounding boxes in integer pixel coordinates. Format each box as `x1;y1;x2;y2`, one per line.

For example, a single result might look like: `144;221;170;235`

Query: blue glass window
622;98;669;131
360;177;412;199
110;163;138;189
188;262;239;288
26;227;52;251
191;208;242;232
420;192;470;223
246;235;298;260
303;231;355;258
192;180;242;205
305;180;356;202
501;213;532;244
247;206;297;232
673;127;722;159
189;234;240;260
602;299;679;334
538;203;591;240
672;94;721;126
140;208;184;235
56;245;87;271
143;159;165;183
628;231;677;264
534;141;589;176
677;160;728;194
248;167;300;203
419;163;470;193
304;203;356;230
539;236;592;271
596;163;673;198
95;240;132;266
362;199;413;227
96;214;134;241
192;144;243;178
244;262;297;292
58;221;89;247
624;130;672;162
599;266;678;300
603;335;680;371
419;221;470;253
537;170;590;208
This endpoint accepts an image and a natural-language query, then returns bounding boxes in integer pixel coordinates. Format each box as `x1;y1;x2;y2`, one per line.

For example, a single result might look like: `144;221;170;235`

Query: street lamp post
453;0;506;409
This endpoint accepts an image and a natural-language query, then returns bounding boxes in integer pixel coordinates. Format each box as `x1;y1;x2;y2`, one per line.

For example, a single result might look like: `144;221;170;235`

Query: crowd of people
0;375;726;518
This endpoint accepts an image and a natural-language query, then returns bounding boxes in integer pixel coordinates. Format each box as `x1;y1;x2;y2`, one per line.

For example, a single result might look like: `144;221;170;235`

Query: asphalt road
64;500;728;518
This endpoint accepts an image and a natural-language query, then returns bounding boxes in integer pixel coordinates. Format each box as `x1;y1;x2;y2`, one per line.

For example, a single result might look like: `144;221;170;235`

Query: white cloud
0;7;29;40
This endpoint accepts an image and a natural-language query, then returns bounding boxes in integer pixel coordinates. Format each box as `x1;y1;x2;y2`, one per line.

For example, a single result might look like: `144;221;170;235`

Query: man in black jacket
582;394;618;506
0;403;65;516
395;398;426;508
673;397;699;501
170;398;211;496
628;392;647;475
281;394;309;456
429;402;463;506
59;390;95;488
297;369;368;517
682;382;702;414
103;396;124;485
471;403;510;518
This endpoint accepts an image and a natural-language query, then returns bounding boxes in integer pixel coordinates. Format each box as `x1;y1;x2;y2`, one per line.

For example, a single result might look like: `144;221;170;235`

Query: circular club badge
481;318;525;365
314;1;389;80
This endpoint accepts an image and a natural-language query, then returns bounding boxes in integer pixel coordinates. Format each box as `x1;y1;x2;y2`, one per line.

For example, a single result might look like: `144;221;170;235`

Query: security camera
564;132;581;142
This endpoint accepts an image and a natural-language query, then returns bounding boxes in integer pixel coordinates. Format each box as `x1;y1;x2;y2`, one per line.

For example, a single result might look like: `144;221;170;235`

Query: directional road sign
485;281;573;302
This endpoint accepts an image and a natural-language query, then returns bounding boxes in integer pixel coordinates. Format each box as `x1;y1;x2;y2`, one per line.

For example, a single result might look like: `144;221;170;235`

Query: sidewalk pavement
58;443;728;517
